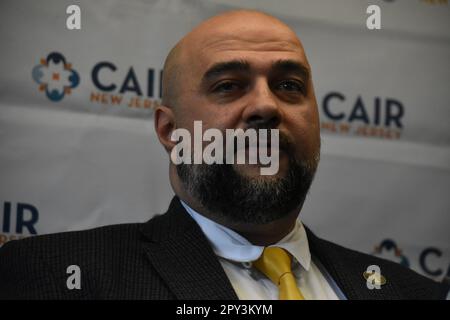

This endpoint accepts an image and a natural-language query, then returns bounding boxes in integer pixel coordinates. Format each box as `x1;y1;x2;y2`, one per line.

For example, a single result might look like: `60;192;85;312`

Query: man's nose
242;78;281;129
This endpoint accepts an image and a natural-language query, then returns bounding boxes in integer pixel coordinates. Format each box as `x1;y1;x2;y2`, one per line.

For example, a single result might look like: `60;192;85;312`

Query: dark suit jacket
0;197;448;299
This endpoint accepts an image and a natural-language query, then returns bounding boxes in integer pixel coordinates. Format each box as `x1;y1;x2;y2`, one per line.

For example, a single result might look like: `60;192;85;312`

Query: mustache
232;125;295;156
246;122;294;149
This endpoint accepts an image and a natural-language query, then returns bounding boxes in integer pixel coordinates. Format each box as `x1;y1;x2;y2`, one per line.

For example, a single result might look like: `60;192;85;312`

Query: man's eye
276;80;305;93
212;81;241;93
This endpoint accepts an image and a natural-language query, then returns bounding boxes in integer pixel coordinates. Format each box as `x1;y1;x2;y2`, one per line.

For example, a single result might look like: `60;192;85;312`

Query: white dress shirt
181;201;346;300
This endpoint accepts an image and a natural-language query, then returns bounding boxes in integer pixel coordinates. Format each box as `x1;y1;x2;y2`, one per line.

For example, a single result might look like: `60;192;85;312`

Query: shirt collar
181;200;311;271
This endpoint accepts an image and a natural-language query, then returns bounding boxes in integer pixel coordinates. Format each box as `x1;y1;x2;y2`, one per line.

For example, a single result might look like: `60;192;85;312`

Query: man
0;10;448;300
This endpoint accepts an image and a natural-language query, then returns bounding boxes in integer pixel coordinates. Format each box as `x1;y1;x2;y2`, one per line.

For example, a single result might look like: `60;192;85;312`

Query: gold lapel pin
363;271;387;286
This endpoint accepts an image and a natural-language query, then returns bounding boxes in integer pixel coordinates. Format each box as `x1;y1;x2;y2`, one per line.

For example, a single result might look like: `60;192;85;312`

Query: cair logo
31;51;162;111
89;61;162;110
0;201;39;247
372;238;450;281
320;92;405;140
372;239;410;267
32;52;80;102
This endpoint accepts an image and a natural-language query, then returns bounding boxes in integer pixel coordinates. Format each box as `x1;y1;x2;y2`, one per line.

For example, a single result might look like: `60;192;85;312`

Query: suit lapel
140;197;238;300
305;227;403;299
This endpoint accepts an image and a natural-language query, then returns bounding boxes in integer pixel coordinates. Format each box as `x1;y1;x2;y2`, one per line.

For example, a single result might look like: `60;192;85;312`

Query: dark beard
176;154;318;225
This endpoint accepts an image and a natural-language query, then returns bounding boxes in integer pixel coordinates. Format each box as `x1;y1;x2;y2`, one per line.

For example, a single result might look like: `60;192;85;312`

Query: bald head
161;9;306;107
161;41;184;106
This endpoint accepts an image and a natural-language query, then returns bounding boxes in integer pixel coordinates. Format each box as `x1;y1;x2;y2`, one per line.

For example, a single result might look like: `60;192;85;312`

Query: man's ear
154;105;176;153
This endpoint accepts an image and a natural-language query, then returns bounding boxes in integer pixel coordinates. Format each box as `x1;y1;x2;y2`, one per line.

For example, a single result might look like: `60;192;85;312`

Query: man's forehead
183;21;308;76
204;42;305;69
161;10;310;104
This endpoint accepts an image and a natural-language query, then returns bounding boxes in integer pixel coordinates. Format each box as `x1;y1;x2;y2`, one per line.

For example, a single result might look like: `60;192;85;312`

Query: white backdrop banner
0;0;449;283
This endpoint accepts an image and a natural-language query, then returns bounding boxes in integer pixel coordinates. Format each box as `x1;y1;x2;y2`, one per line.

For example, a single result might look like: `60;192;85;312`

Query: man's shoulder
1;222;143;255
0;215;173;299
0;215;172;271
0;223;144;280
308;231;449;299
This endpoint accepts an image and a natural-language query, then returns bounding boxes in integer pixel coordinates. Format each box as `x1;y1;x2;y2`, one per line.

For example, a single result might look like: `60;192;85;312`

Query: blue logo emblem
32;52;80;101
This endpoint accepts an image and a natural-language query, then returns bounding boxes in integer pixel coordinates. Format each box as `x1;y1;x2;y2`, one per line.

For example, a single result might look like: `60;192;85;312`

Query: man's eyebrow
202;60;251;81
271;59;310;81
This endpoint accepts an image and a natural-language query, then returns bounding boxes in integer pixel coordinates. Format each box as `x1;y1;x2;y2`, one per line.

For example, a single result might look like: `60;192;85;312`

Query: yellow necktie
253;247;305;300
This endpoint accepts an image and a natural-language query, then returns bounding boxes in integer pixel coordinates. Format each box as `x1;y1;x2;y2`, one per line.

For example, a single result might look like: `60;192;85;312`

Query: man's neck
174;188;300;246
224;212;300;246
